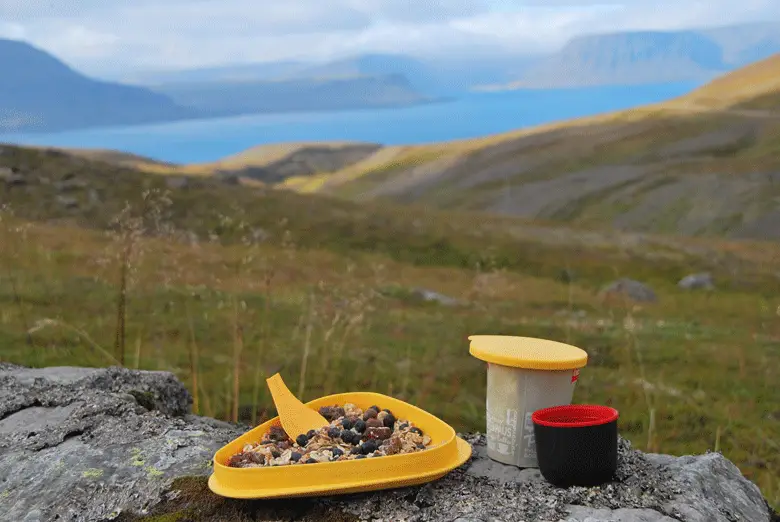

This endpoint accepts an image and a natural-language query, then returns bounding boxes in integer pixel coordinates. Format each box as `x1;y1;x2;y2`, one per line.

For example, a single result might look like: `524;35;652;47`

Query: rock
0;363;244;522
677;272;715;290
165;176;190;190
55;195;79;209
218;173;241;185
600;278;657;303
88;188;101;205
0;166;25;186
54;178;88;192
0;364;775;522
411;287;461;306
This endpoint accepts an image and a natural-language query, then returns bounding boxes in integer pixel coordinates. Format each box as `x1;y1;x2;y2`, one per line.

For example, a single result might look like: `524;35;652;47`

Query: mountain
150;73;431;117
0;39;192;133
120;61;308;85
480;22;780;89
290;53;533;96
125;53;535;98
176;53;780;241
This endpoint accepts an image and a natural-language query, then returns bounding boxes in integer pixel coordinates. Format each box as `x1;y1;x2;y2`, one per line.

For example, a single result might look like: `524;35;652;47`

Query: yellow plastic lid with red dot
468;335;588;370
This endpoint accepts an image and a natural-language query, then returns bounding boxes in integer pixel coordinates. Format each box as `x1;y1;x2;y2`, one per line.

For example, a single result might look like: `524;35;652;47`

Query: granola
227;403;432;467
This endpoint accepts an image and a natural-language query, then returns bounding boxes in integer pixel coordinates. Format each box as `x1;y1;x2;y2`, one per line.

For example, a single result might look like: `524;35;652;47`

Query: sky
0;0;778;76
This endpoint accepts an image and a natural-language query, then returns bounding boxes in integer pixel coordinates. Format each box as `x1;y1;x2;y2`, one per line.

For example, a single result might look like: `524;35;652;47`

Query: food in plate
228;403;432;467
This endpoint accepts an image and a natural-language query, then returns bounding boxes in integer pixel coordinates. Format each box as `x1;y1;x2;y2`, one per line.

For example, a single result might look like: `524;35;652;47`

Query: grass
678;53;780;109
1;145;779;511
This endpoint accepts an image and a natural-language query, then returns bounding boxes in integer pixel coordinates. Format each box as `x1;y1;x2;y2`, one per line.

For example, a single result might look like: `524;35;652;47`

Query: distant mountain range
0;42;430;133
151;73;432;119
480;22;780;89
3;21;780;133
126;53;533;98
127;22;780;95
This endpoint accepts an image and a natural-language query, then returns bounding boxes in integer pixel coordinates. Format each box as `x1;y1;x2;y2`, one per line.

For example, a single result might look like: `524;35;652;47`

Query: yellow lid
468;335;588;370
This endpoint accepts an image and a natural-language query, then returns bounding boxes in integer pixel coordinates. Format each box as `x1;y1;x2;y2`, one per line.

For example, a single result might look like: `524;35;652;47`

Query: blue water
0;83;700;164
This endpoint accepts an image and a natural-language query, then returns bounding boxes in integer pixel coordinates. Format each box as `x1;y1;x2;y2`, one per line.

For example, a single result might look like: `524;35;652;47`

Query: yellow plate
208;392;473;499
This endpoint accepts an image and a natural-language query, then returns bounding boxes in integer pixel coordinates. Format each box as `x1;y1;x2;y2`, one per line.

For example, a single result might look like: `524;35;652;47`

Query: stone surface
600;279;658;303
0;166;26;186
677;273;715;290
55;195;79;209
0;363;775;522
411;287;462;306
0;363;243;522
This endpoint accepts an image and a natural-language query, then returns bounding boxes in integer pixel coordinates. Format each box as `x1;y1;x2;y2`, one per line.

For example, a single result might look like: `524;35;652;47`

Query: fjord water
1;82;699;164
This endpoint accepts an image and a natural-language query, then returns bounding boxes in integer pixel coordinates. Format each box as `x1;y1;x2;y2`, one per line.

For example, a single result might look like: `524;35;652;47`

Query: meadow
0;145;779;509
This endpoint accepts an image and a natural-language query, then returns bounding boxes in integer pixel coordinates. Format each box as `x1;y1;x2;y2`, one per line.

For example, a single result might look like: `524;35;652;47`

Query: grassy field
1;145;779;509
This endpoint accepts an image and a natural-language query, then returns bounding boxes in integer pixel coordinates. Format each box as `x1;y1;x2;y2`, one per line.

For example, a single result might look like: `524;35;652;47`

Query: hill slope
187;54;780;240
0;39;192;133
678;53;780;110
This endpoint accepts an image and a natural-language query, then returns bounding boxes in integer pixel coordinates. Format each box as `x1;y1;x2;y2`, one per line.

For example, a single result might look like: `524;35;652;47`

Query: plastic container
532;404;619;487
208;392;472;499
468;335;588;468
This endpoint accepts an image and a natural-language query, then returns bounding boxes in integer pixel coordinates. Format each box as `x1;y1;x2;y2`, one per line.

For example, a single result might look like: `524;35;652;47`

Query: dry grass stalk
298;290;315;400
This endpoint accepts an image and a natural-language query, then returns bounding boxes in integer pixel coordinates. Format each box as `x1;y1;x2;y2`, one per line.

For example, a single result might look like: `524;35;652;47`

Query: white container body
485;362;579;468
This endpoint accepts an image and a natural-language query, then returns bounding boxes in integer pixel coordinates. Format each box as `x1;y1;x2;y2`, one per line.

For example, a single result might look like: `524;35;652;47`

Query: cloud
0;0;777;75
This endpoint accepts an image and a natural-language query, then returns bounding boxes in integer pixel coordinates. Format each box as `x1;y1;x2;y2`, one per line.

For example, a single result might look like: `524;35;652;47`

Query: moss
145;466;164;478
117;476;360;522
130;448;145;467
82;468;104;479
130;391;156;411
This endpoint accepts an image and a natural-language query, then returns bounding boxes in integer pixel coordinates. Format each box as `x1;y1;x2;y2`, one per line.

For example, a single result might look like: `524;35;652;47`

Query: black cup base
533;420;618;488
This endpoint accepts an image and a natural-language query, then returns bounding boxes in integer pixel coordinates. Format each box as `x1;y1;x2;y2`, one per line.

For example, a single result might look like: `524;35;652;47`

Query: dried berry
410;427;423;435
295;434;308;447
319;405;346;422
270;449;281;458
355;454;366;459
363;408;378;421
307;430;317;439
331;448;344;458
365;427;392;441
228;455;243;467
366;418;383;429
354;420;367;433
305;458;317;464
327;427;341;439
341;418;354;430
382;414;396;429
248;452;264;464
399;423;409;430
370;405;380;411
291;451;302;462
268;425;288;441
350;446;362;455
361;440;378;455
341;430;355;444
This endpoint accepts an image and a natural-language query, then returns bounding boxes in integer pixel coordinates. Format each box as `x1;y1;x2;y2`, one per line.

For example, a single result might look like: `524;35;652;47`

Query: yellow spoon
266;373;329;440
